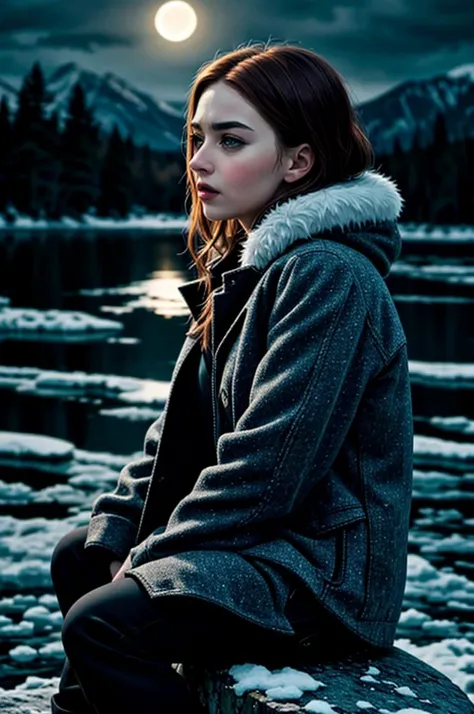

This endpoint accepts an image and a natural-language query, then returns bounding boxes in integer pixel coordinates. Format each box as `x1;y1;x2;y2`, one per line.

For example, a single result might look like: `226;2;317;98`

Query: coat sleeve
84;412;165;561
129;252;373;569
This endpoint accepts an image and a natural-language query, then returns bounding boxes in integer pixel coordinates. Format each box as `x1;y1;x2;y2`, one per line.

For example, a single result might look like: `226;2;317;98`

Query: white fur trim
238;170;403;270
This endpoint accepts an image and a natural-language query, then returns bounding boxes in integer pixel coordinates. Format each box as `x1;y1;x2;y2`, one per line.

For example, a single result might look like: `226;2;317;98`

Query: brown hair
183;40;374;350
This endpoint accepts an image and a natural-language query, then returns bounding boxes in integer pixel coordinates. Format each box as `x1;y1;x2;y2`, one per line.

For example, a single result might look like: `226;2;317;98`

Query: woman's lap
63;575;299;668
54;526;300;667
53;525;367;670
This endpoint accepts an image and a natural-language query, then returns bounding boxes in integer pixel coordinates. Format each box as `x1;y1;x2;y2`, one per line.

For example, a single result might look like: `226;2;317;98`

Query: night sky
1;0;473;104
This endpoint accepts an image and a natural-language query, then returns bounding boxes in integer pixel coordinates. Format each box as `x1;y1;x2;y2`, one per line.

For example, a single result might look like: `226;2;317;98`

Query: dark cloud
37;32;135;52
0;1;92;34
0;0;473;101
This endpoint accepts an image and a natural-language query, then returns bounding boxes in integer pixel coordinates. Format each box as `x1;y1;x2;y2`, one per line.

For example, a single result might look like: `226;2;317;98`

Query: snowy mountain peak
358;64;474;154
44;63;185;151
1;61;472;156
447;63;474;82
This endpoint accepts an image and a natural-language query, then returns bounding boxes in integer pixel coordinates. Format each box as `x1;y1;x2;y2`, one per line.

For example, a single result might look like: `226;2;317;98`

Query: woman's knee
50;525;89;582
61;582;109;652
61;579;142;656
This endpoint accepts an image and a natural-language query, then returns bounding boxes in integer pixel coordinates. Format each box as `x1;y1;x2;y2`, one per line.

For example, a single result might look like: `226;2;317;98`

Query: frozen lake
0;223;474;705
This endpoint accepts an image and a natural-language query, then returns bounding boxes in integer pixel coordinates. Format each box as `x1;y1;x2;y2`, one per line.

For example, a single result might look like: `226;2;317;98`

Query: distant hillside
1;63;473;156
1;63;185;153
358;64;474;154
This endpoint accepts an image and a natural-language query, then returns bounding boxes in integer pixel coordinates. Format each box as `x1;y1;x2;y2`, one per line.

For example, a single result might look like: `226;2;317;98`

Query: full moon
154;1;197;42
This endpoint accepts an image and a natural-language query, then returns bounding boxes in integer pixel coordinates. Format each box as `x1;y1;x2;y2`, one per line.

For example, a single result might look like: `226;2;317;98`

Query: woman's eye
190;134;243;150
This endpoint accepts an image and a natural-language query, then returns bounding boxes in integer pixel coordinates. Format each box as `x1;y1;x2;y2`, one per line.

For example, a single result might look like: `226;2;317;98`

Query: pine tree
97;125;133;217
135;144;157;211
0;97;12;213
10;62;51;216
58;82;100;218
427;113;457;223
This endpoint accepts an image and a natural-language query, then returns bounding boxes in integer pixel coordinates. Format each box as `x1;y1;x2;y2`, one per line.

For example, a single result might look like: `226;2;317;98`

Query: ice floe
0;433;74;462
0;302;123;341
399;224;474;242
98;406;164;421
0;365;169;407
429;416;474;435
414;435;474;470
391;261;474;285
0;211;188;231
409;361;474;388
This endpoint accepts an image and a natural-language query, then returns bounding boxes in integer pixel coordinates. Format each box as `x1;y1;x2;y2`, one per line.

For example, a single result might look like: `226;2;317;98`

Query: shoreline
0;214;189;232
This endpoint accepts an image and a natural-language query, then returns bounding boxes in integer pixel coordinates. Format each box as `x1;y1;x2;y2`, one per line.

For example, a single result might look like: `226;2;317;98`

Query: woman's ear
284;144;314;184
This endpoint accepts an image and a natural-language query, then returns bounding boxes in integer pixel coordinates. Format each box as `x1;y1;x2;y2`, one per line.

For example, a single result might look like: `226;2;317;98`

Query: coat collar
237;169;403;271
179;170;403;331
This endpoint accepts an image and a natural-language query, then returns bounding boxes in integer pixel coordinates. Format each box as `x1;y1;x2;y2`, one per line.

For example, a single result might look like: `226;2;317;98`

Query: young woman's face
189;81;291;232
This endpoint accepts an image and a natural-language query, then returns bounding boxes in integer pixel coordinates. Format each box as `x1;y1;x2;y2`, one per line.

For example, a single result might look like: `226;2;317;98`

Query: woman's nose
189;147;213;173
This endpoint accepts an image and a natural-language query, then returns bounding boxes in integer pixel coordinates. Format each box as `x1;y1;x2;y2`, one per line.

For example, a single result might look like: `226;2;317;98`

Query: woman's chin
201;205;234;221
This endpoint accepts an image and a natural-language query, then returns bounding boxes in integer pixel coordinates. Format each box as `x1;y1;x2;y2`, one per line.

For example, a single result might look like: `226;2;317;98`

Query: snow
99;406;164;421
226;635;474;709
404;554;474;617
229;663;324;697
394;685;417;697
391;261;474;285
1;221;474;709
430;416;474;436
0;433;74;461
0;211;188;231
9;645;38;663
395;295;474;304
414;434;474;463
409;361;474;386
0;433;139;506
0;502;473;706
303;702;338;713
0;306;123;339
0;365;169;407
447;64;474;82
265;684;305;699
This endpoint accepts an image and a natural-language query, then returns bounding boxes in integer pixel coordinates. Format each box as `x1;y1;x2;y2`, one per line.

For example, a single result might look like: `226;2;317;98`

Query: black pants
50;525;369;714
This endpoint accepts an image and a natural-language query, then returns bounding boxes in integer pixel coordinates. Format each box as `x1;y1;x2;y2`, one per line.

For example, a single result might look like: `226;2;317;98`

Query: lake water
1;225;474;701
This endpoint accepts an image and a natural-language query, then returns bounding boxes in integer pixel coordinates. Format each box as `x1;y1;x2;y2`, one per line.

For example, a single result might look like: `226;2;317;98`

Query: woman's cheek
224;156;273;186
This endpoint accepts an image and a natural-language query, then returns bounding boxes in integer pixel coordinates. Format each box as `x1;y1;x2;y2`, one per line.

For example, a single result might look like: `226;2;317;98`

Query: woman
50;41;413;714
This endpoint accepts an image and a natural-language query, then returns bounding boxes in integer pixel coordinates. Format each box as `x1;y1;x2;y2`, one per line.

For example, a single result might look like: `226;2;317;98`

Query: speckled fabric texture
85;170;413;648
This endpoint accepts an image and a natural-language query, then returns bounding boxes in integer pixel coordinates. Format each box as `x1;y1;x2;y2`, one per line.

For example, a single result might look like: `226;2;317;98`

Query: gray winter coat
84;170;414;649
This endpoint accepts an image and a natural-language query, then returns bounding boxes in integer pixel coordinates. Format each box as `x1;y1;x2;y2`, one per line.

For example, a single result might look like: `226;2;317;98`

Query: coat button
220;389;229;408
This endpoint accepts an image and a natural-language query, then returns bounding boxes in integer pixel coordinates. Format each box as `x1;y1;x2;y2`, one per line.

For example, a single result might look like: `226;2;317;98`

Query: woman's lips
198;188;220;200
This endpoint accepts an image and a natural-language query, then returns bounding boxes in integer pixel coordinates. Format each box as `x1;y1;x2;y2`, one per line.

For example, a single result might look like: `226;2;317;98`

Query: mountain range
1;62;473;154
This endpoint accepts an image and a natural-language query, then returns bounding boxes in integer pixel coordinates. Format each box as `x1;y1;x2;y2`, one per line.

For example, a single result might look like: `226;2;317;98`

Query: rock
183;646;474;713
0;683;56;714
1;647;473;713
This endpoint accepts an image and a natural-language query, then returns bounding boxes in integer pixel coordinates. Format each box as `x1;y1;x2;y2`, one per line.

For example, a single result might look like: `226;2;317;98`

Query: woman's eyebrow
190;120;254;132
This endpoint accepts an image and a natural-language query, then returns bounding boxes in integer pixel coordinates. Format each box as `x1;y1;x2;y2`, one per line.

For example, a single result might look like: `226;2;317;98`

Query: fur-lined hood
234;170;404;277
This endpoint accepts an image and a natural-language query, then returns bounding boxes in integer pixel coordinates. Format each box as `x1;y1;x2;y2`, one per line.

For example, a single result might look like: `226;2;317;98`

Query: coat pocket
304;506;367;588
315;506;366;587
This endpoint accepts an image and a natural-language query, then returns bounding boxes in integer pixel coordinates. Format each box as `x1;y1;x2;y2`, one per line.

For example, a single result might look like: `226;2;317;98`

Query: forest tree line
0;62;186;221
376;112;474;225
0;61;472;224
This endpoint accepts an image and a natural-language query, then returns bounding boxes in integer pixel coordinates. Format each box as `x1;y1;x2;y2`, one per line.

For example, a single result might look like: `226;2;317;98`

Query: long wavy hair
183;40;374;350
